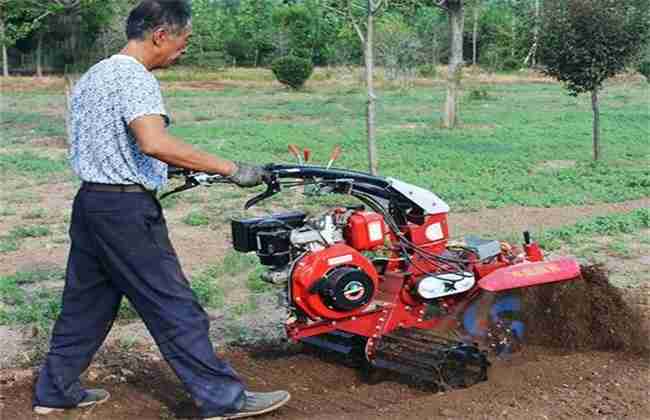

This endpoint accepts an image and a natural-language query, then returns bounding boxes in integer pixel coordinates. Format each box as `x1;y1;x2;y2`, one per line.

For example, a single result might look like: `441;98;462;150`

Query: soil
1;344;648;420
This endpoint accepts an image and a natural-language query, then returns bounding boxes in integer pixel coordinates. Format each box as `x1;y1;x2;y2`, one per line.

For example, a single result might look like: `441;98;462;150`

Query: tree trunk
366;3;378;175
591;88;600;161
36;32;44;78
533;0;539;67
64;74;80;144
443;1;464;129
511;13;516;58
472;3;479;66
1;20;8;77
2;43;8;77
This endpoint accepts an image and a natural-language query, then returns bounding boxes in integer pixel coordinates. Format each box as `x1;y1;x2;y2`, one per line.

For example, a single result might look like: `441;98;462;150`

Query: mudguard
478;257;581;292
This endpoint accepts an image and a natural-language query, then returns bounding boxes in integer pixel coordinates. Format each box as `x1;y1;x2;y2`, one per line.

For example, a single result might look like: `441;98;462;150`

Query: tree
469;0;480;66
539;0;650;161
0;0;54;76
434;0;464;129
324;0;388;175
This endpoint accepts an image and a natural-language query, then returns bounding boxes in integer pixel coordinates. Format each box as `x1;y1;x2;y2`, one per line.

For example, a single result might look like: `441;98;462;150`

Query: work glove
229;162;269;188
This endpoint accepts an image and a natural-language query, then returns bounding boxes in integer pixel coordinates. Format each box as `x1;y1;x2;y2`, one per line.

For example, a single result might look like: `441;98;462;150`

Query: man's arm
129;115;237;176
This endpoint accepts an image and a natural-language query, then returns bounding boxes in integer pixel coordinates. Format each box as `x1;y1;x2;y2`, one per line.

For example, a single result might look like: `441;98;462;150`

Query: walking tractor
164;145;582;388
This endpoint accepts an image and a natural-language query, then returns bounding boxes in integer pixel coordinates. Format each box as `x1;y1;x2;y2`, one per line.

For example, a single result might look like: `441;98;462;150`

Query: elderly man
32;1;290;418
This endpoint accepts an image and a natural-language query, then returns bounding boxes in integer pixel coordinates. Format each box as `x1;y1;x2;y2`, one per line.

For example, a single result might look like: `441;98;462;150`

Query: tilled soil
1;345;648;420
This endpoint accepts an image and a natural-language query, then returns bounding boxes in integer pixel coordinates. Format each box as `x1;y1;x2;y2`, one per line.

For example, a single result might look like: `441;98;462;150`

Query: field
0;68;649;419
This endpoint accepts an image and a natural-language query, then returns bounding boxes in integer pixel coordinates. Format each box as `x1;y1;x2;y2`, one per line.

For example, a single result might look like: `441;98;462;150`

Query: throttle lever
244;175;281;209
159;176;200;200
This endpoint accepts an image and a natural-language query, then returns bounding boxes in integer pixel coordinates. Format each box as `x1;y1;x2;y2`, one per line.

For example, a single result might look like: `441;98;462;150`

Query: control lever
159;175;200;200
288;144;303;164
326;145;341;169
245;174;281;209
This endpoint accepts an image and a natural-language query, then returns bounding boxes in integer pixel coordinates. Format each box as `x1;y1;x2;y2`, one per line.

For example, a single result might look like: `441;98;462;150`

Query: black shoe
33;389;110;415
208;390;291;419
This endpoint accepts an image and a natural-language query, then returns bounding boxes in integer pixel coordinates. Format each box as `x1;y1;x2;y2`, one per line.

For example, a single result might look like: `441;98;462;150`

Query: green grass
0;268;65;326
2;77;648;211
538;208;650;250
182;210;210;226
0;254;261;326
22;208;46;220
162;81;648;210
0;207;17;217
0;225;51;253
10;225;51;239
0;151;67;175
0;237;19;253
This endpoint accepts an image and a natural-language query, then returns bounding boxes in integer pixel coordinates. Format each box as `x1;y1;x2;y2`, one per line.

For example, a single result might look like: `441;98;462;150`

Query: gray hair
126;0;192;41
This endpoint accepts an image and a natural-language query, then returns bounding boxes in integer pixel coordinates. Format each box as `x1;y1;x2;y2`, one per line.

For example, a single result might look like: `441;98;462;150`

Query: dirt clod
523;264;649;353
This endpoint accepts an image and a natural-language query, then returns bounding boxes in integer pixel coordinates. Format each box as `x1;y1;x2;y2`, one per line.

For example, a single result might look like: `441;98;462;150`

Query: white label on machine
328;255;353;266
368;221;383;242
425;223;444;241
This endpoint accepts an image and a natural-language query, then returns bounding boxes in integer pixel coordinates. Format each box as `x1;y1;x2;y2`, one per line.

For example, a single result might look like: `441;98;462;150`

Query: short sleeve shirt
69;54;170;191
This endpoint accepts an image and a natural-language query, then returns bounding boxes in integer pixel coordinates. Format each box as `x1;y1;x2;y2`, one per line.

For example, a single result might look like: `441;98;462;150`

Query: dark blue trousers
33;187;245;417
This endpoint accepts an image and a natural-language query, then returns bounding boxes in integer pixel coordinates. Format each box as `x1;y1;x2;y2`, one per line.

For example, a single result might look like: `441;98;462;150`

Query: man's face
152;24;192;69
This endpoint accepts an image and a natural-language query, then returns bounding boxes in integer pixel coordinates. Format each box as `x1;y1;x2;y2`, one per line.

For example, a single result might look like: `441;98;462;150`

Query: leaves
538;0;650;95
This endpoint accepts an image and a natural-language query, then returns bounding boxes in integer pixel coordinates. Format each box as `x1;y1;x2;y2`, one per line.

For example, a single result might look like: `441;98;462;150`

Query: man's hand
229;162;268;188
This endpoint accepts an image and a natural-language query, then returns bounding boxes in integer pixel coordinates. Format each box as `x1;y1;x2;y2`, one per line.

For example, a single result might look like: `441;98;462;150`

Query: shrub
271;55;314;89
417;63;437;78
467;87;490;101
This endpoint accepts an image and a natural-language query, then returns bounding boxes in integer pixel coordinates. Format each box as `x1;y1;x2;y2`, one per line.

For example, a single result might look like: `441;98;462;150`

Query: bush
417;63;437;78
467;87;490;101
271;55;314;89
638;60;650;82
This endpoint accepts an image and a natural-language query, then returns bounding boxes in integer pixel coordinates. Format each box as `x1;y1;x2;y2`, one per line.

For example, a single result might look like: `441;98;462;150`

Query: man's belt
81;182;149;193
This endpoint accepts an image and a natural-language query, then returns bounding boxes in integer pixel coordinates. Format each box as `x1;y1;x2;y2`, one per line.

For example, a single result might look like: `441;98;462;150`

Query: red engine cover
291;243;379;320
403;213;449;252
344;211;386;251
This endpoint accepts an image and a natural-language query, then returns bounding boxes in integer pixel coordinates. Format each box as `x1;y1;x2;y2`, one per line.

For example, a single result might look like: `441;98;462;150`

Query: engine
231;204;478;322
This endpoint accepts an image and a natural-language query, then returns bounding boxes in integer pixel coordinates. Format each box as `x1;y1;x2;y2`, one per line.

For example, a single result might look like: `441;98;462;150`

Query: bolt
379;318;385;322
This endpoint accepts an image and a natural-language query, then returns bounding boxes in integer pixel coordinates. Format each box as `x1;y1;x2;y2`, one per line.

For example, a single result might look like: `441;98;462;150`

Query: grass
22;208;46;219
2;76;648;211
0;237;19;253
182;210;210;226
0;268;65;326
538;208;650;250
10;225;50;239
0;251;261;326
0;224;51;254
0;151;67;175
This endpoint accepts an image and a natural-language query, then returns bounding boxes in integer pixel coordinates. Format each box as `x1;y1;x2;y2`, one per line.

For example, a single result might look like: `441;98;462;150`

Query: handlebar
162;163;409;211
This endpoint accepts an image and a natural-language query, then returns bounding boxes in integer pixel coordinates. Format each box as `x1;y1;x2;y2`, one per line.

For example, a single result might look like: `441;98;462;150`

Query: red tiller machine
164;146;581;387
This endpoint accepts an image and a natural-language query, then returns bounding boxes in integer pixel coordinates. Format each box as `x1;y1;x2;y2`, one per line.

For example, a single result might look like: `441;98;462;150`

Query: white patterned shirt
69;54;170;191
